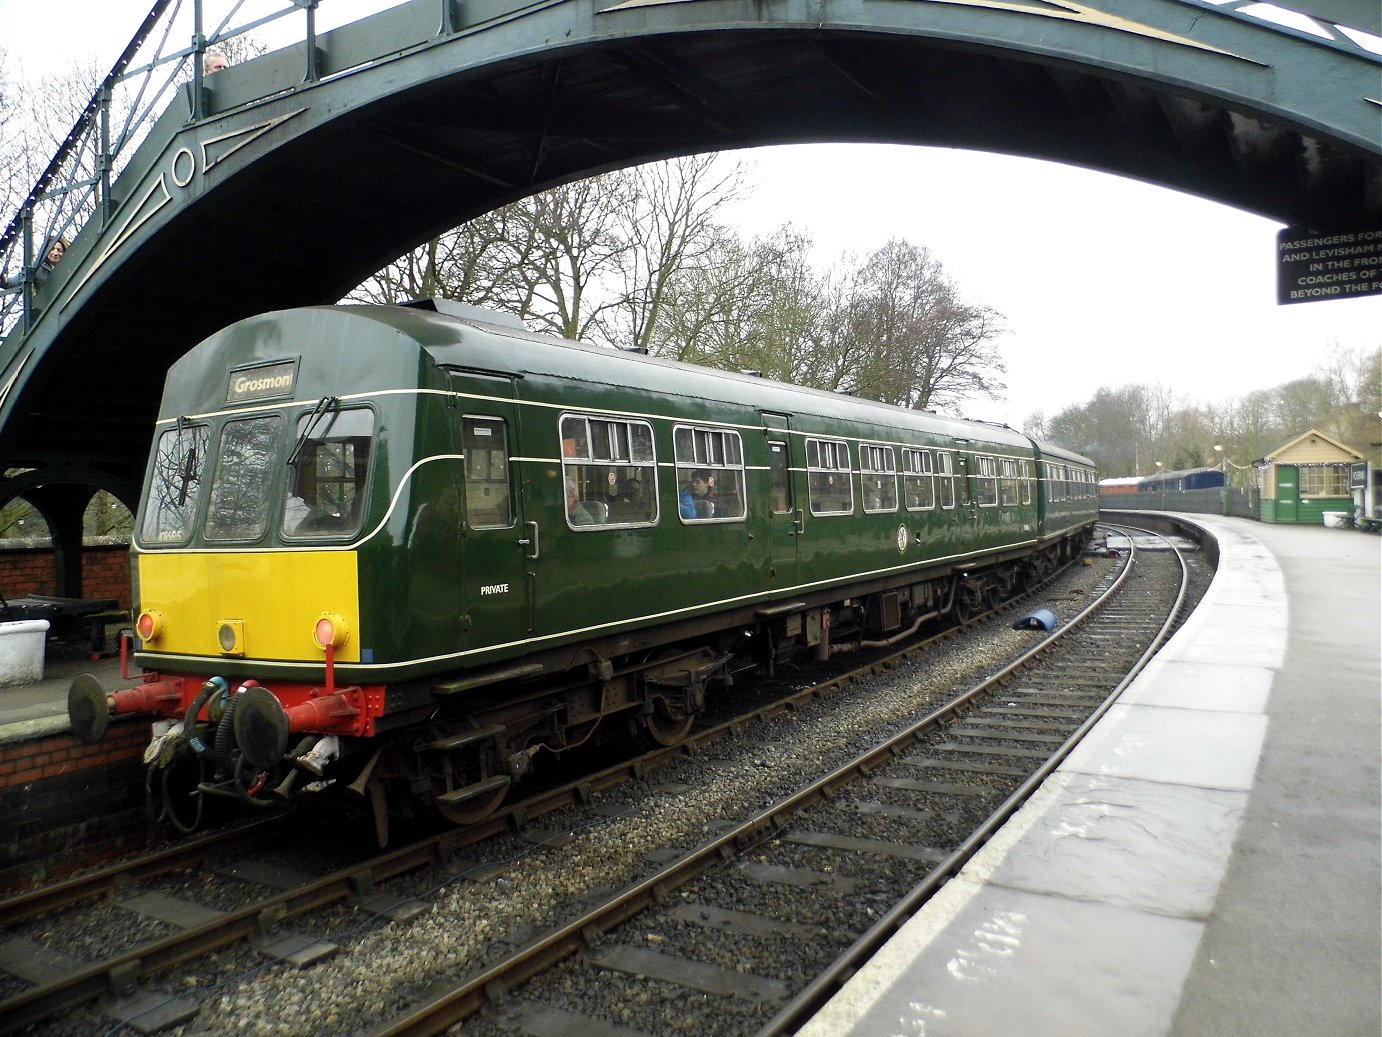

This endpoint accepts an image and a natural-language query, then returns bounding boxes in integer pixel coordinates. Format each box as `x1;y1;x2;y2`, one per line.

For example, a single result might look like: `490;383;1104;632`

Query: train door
449;372;533;649
762;413;801;585
955;451;980;541
1275;464;1299;522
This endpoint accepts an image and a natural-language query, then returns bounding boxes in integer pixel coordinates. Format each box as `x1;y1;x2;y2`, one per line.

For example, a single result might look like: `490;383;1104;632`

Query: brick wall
0;543;132;609
0;718;147;890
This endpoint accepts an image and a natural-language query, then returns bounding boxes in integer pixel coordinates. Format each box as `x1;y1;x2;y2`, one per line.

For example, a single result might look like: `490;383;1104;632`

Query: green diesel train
70;300;1097;836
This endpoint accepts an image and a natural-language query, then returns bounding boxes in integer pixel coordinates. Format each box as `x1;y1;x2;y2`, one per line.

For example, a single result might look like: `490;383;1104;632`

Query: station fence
1099;487;1259;518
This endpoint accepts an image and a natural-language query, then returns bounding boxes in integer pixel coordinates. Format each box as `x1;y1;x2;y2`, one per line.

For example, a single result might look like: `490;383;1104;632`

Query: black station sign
1350;462;1367;490
226;359;298;403
1277;226;1382;304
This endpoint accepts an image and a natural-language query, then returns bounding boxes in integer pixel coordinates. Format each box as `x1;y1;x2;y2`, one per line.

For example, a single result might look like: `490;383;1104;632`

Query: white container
0;619;49;687
1322;511;1349;528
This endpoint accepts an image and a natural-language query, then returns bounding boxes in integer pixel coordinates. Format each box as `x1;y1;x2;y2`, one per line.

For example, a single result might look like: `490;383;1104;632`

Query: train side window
283;408;374;538
975;455;998;507
559;414;658;528
937;451;956;510
769;441;792;514
1020;460;1032;505
902;448;934;510
674;425;747;523
206;415;284;541
463;416;513;529
860;443;898;513
141;422;210;544
1000;458;1020;507
806;438;853;516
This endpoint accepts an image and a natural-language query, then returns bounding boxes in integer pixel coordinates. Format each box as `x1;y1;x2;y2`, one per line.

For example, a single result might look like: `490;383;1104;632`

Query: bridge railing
0;0;358;339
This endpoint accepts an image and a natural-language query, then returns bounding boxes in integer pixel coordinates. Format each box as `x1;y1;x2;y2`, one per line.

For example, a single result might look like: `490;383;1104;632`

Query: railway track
0;523;1203;1036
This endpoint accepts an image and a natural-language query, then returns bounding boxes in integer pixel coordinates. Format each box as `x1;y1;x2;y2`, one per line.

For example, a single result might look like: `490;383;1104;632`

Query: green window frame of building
1299;465;1350;497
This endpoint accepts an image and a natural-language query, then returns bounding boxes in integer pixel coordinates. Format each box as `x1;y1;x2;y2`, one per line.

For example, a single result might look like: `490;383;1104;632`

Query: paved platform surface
0;650;128;745
802;515;1381;1037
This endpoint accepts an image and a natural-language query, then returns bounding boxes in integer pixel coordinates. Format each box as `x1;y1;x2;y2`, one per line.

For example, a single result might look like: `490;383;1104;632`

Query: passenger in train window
566;480;595;525
679;469;712;519
611;475;650;523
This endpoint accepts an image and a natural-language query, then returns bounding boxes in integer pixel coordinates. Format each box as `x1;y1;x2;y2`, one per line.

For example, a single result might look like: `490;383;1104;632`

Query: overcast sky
2;0;1378;430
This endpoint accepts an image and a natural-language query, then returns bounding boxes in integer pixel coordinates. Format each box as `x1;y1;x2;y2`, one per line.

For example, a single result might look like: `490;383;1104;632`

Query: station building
1256;428;1368;525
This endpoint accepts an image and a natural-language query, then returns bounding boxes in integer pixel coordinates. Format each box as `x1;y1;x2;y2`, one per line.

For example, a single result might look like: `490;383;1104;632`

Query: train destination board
1277;226;1382;304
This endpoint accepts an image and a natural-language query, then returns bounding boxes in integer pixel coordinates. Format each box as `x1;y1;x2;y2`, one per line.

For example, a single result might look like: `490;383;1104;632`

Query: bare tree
600;154;750;351
347;212;532;312
832;240;1006;411
651;224;825;382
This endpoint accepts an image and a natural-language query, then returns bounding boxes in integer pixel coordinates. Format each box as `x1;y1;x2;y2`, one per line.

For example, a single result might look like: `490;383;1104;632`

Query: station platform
802;514;1381;1037
0;650;128;746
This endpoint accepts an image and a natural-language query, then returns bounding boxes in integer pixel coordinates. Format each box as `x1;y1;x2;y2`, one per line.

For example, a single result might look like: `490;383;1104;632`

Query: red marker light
136;609;163;642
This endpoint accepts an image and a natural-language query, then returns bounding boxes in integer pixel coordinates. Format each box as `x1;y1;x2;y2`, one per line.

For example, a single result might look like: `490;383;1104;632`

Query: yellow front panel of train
136;551;361;662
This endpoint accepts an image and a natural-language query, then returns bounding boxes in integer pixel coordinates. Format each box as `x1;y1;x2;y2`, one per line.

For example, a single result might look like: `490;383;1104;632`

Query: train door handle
518;521;540;560
793;509;804;534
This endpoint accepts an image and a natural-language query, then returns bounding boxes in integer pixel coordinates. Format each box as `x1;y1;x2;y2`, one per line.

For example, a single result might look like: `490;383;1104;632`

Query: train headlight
313;612;349;650
136;609;164;643
217;619;245;656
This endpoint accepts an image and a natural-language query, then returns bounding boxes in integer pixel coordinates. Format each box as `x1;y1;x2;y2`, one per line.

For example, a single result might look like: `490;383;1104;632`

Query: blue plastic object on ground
1013;607;1058;631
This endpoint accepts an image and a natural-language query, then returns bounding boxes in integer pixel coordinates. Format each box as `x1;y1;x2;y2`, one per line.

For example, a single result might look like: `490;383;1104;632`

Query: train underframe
80;533;1089;844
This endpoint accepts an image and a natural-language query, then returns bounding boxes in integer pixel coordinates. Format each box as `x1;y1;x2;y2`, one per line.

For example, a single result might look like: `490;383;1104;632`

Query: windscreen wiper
287;395;339;469
175;415;197;507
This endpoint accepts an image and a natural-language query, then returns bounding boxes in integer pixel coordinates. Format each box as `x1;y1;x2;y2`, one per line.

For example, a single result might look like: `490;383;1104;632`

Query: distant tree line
1025;345;1382;479
347;154;1006;414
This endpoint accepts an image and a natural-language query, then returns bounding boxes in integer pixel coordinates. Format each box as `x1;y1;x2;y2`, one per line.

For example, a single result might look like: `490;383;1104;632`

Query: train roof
372;302;1045;449
288;303;1032;443
163;302;1094;468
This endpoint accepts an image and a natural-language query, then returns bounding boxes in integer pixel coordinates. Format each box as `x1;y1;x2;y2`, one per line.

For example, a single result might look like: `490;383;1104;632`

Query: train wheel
644;703;694;747
955;582;983;625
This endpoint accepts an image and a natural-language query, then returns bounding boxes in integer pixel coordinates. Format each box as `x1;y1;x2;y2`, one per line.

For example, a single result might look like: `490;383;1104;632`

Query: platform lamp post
1155;461;1166;511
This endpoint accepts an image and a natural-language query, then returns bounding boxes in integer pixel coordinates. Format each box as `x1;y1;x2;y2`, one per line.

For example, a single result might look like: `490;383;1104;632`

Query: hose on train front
183;676;228;761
